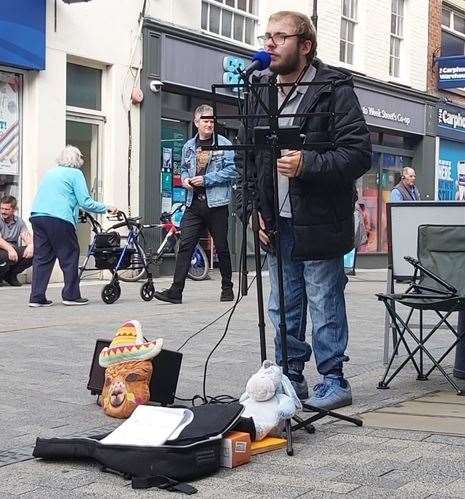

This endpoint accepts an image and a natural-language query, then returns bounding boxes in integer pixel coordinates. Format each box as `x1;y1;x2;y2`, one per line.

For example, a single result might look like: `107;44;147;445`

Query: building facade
315;0;436;262
0;0;445;276
138;1;438;268
1;0;155;262
428;0;465;203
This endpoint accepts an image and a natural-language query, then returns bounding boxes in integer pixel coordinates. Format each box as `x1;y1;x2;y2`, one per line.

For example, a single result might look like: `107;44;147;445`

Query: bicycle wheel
118;243;147;282
187;244;209;281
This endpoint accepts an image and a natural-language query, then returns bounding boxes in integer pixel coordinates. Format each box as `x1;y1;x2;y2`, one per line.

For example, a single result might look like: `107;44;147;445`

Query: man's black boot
5;275;22;287
153;287;182;304
220;287;234;302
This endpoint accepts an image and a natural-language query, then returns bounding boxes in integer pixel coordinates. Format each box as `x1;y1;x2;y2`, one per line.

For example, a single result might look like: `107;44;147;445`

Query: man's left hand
189;176;204;187
23;245;33;259
277;150;303;178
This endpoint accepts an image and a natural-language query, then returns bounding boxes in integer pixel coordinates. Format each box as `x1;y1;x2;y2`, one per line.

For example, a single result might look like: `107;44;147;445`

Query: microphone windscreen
252;51;271;71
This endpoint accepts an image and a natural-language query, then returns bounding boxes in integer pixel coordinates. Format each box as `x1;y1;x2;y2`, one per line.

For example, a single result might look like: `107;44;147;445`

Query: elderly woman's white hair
56;145;84;168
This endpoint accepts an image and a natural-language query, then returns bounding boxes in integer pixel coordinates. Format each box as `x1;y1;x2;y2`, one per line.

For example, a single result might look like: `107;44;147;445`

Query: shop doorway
65;118;103;254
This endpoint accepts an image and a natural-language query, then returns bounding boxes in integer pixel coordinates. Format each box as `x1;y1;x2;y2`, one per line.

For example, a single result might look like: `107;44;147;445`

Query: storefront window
357;153;379;253
0;71;21;205
161;118;188;220
358;151;412;253
437;139;465;200
160;92;240;230
380;154;411;252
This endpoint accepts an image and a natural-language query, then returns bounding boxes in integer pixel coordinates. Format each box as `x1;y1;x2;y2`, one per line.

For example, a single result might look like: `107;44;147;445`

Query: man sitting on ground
0;195;33;286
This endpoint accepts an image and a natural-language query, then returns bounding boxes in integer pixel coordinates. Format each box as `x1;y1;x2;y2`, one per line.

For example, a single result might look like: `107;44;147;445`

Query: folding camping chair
377;225;465;395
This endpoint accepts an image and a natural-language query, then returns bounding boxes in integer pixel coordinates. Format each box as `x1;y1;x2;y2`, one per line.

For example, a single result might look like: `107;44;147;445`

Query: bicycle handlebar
82;209;172;233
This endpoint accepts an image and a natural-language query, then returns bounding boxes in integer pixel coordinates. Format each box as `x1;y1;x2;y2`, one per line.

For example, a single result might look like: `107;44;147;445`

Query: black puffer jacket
236;59;372;260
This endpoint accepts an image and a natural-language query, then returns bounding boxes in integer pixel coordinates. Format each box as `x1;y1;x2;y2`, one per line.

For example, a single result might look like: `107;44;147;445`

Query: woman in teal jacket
29;145;117;307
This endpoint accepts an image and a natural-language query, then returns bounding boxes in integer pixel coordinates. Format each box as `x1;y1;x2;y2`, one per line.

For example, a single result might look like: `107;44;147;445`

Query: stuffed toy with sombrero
99;320;163;419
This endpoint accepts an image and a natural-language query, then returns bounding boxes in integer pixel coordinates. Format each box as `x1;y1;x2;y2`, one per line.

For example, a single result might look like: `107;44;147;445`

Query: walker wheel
101;283;121;304
140;281;155;301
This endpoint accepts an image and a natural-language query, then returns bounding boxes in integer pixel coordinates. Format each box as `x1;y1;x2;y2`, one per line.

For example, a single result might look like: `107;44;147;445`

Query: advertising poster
0;73;20;176
161;171;172;193
161;193;172;214
436;139;465;200
173;174;182;187
171;131;185;175
172;187;186;203
171;203;186;227
162;147;172;170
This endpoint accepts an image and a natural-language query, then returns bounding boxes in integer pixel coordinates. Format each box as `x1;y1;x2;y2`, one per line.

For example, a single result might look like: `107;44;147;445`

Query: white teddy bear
239;360;302;441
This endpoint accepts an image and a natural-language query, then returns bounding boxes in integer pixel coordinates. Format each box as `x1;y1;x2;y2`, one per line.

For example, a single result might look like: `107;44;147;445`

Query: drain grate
0;423;119;467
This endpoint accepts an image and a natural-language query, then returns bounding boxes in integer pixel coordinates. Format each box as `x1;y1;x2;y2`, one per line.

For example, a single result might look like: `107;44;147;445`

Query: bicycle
114;205;210;283
79;207;209;304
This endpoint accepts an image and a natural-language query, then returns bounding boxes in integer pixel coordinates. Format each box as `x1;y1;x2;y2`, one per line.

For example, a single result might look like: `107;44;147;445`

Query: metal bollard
454;311;465;379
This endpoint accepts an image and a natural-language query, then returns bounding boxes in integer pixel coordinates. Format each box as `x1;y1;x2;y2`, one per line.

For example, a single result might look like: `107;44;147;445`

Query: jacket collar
260;59;354;129
394;181;419;201
293;59;353;128
187;132;219;150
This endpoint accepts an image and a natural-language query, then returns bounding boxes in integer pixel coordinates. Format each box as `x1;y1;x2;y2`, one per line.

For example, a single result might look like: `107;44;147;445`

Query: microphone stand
237;68;267;363
240;76;249;297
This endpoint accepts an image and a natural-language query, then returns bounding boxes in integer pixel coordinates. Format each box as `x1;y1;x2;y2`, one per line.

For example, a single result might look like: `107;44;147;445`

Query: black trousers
0;244;32;281
30;216;81;303
173;196;232;292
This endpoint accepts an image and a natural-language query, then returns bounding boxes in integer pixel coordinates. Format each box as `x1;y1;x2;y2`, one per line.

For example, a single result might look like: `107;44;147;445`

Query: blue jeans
268;218;349;376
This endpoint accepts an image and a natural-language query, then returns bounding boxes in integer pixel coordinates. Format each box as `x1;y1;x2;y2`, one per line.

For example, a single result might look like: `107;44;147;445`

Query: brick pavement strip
1;271;465;497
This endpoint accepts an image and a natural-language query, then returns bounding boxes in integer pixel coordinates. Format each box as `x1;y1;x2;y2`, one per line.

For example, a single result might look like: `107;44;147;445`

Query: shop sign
437;55;465;90
222;56;246;92
355;87;425;135
438;106;465;133
361;105;411;126
0;73;20;176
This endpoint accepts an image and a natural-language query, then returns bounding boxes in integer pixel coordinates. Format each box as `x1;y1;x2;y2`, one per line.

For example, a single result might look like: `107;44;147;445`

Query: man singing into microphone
237;11;371;409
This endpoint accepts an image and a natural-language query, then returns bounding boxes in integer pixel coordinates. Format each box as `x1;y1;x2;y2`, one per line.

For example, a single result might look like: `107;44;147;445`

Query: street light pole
311;0;318;30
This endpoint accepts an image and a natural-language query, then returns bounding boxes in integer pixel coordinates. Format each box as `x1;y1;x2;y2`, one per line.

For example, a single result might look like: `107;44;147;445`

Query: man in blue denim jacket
154;105;237;304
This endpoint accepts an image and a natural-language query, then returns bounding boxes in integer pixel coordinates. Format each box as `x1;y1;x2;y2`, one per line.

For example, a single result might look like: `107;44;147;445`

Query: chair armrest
404;256;457;295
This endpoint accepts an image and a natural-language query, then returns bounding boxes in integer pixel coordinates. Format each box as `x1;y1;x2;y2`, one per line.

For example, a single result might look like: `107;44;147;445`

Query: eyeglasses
256;32;304;46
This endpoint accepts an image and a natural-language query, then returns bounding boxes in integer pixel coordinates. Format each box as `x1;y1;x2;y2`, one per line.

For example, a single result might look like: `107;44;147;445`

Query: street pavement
1;270;465;498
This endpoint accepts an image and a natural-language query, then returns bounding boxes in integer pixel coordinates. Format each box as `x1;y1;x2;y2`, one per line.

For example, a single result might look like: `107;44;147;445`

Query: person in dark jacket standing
237;11;372;410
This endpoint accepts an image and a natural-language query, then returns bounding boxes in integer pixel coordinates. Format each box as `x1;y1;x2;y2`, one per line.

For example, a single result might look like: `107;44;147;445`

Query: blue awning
0;0;46;71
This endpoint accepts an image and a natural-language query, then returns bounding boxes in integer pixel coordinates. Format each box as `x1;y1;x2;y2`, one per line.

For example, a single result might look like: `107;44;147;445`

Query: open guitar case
33;403;245;495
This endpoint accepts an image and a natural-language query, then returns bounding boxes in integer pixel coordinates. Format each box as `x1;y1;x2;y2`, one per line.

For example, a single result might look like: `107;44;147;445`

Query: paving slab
1;270;465;497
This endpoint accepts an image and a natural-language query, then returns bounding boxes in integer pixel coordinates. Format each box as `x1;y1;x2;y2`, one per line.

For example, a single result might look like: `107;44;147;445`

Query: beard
269;50;301;76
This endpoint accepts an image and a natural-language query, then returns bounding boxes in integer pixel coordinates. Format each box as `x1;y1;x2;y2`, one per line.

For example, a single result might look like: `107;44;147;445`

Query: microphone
239;51;271;78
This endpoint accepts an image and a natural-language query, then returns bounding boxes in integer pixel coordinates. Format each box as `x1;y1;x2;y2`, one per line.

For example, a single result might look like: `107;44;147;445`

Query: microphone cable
174;193;296;406
174;74;302;406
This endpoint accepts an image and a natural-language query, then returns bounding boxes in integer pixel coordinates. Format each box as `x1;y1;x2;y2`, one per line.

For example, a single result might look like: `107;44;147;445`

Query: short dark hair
0;195;17;208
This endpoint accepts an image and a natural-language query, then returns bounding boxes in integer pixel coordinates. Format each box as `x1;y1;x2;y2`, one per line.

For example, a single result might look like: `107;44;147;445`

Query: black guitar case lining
33;403;244;494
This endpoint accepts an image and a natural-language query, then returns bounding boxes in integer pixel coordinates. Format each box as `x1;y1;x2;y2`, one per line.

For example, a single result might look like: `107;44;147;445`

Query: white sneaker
29;300;53;308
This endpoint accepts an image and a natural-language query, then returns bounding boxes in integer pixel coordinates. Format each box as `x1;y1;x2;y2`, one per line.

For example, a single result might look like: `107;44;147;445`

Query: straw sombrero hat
99;320;163;368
